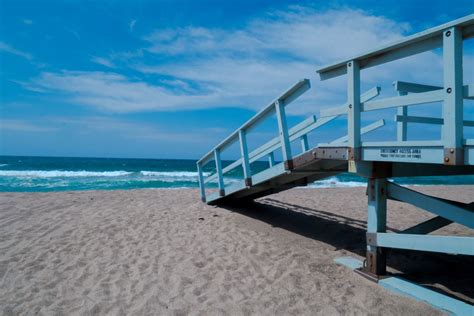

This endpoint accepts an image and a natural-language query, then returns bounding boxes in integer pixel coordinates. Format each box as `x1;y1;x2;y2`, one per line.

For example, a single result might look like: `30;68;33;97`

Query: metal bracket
348;147;360;160
354;267;388;283
311;147;348;160
244;177;252;187
443;148;464;165
366;232;378;246
365;248;387;276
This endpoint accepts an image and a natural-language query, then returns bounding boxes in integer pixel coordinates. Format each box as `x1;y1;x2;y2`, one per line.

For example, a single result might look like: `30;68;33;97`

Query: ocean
0;156;473;192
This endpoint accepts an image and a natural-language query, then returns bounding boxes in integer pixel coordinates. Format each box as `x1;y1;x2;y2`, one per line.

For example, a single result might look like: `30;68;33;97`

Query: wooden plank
395;115;474;127
316;14;474;80
320;86;380;118
362;90;444;112
369;233;474;255
347;60;361;152
330;119;385;144
401;216;452;234
443;26;464;165
387;182;474;228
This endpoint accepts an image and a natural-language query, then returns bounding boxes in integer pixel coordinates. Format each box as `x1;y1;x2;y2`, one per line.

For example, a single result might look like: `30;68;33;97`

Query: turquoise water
0;156;473;192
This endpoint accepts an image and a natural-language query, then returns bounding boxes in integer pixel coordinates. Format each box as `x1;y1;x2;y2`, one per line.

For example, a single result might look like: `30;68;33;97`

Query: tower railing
316;14;474;166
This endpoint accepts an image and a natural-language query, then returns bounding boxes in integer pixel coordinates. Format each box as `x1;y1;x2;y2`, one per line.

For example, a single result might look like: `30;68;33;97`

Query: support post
275;100;293;170
366;178;387;276
396;91;408;142
268;152;275;167
214;149;225;196
443;26;463;165
347;60;361;160
300;135;309;152
197;163;206;202
239;129;252;187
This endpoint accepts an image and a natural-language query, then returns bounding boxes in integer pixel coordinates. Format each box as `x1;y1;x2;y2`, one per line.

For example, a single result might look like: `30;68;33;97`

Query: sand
0;186;473;315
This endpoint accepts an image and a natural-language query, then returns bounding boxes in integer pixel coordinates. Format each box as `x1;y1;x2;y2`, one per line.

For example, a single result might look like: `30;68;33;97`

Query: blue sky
1;0;473;159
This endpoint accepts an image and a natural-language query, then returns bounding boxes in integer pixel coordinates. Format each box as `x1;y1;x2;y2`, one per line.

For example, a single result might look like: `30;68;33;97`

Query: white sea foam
306;177;366;188
0;170;132;178
139;170;214;183
140;171;209;177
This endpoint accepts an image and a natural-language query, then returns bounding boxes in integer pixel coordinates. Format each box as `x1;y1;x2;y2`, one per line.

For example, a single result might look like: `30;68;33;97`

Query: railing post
396;91;408;142
239;129;252;187
443;26;463;165
347;60;361;161
214;149;225;196
300;135;309;152
366;178;387;276
275;100;293;170
268;152;275;167
197;163;206;202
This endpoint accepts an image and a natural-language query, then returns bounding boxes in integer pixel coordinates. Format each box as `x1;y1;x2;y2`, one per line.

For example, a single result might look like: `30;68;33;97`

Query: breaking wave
0;170;132;178
308;177;366;188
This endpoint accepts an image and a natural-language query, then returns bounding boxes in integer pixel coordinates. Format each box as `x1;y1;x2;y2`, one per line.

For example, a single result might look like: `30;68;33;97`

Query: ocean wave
307;177;366;188
140;171;209;177
0;170;132;178
0;164;8;167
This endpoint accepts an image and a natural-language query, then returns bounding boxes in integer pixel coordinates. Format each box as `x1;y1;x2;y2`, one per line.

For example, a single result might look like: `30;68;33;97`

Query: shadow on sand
218;198;474;304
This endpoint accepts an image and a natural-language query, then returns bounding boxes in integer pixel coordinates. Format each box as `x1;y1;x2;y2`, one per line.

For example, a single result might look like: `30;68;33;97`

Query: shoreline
2;183;474;194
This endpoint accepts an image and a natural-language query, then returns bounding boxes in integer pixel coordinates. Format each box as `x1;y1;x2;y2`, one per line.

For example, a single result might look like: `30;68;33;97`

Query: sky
1;0;473;159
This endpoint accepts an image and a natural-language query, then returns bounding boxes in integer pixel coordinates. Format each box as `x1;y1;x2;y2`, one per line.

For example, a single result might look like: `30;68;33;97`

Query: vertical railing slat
367;178;387;275
443;26;463;165
396;91;408;142
300;135;309;152
214;149;225;196
275;100;293;169
239;129;252;186
347;60;361;160
197;163;206;202
268;152;275;167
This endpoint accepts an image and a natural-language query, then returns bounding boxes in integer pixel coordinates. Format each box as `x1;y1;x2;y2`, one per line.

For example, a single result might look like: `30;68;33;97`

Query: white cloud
0;119;57;132
2;116;229;147
143;8;408;63
91;56;115;68
0;42;32;60
129;19;137;32
24;71;227;112
24;7;473;115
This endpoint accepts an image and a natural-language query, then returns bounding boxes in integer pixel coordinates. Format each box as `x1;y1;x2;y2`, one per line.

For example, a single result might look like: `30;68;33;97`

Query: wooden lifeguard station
197;15;474;314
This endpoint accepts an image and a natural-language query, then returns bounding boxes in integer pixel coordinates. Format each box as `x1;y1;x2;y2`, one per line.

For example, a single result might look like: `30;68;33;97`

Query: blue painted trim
379;277;474;315
334;257;363;270
371;233;474;255
335;257;474;315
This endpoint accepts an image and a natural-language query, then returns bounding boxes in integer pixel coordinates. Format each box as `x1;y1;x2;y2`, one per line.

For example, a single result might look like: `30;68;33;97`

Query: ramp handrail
197;79;311;202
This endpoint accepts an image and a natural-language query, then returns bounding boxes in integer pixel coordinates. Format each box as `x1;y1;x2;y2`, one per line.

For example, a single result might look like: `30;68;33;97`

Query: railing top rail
197;79;311;165
316;14;474;80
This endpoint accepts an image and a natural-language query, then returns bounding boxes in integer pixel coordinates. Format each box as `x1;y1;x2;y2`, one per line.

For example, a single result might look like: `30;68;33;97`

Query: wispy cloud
0;42;33;60
129;19;137;32
2;115;229;146
24;71;226;112
91;56;115;68
24;7;471;114
22;19;33;25
0;119;57;132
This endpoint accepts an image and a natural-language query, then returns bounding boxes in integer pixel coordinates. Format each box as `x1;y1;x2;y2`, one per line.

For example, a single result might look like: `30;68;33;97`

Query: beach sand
0;186;472;315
